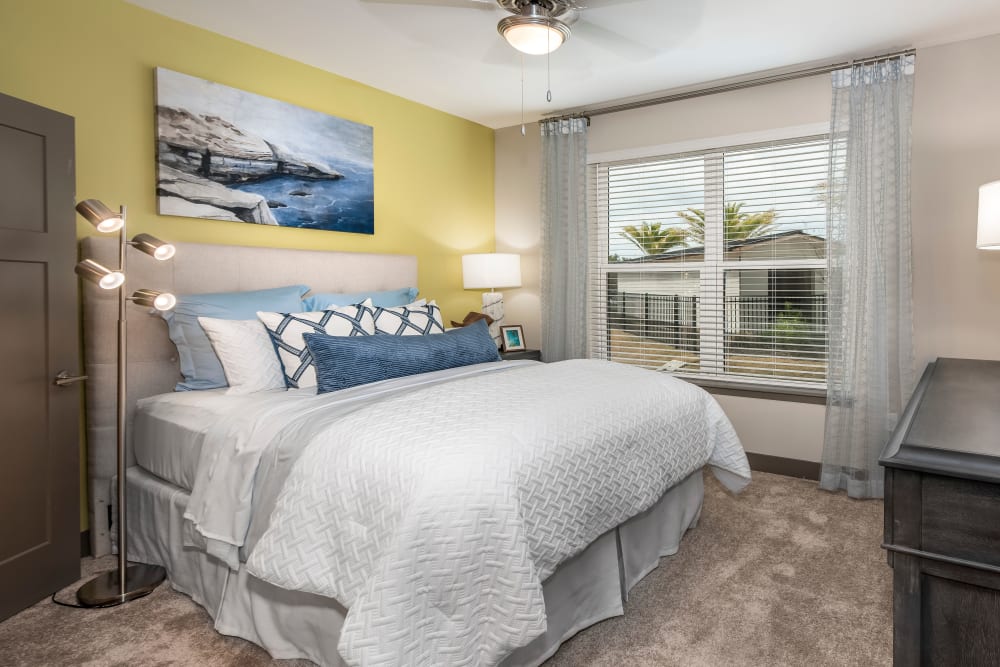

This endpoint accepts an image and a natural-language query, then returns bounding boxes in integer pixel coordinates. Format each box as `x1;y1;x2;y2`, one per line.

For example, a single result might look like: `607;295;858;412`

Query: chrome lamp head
75;199;124;233
129;288;176;312
75;259;125;290
131;233;175;261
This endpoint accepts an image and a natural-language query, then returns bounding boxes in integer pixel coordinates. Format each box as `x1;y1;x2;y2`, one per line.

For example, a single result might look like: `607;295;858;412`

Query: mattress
132;363;528;491
132;387;312;490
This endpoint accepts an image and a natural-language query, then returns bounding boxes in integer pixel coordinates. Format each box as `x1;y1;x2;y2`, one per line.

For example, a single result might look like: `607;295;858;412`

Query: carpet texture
0;471;890;666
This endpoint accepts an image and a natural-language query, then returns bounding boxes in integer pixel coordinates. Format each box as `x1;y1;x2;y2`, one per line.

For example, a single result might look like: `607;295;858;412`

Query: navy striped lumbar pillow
303;319;500;393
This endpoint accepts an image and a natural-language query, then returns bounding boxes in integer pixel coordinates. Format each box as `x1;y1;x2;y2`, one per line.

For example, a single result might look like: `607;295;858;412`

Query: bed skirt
124;466;704;666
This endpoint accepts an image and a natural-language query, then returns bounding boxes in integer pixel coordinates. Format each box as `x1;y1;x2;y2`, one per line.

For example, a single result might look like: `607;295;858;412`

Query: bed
80;238;750;666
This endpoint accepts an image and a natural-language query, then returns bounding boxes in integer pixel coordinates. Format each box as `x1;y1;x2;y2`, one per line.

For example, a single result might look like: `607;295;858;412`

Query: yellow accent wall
0;0;496;530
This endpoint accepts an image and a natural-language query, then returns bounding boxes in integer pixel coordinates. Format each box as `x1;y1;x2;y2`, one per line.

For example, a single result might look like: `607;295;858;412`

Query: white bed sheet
132;387;313;490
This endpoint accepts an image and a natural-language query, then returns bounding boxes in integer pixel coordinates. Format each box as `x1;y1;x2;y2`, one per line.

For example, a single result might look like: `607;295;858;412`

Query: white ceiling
127;0;1000;129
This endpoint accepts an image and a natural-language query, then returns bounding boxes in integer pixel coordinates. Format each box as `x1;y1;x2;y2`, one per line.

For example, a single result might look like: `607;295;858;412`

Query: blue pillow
302;287;418;311
162;284;309;391
304;319;500;393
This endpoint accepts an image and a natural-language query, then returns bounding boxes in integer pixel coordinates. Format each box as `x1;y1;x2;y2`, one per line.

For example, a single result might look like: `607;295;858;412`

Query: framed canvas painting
154;68;374;234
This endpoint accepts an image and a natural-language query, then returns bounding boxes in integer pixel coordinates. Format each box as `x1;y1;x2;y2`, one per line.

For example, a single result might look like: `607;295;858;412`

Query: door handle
53;371;88;387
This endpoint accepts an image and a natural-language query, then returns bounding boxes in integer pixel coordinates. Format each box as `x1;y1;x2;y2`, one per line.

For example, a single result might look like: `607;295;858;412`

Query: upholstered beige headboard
81;237;418;556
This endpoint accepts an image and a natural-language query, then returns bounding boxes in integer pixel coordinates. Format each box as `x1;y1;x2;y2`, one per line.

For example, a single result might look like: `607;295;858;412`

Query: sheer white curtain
821;55;916;499
540;118;589;362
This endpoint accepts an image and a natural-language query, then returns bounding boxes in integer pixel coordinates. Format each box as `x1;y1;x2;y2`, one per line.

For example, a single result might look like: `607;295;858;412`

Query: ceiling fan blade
568;0;646;7
571;18;658;60
361;0;494;8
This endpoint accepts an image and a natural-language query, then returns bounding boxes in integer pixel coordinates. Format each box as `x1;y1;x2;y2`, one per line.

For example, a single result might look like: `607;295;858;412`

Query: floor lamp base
76;563;166;608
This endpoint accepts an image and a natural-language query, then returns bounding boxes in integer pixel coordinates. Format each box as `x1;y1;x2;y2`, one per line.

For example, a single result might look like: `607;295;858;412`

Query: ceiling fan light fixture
498;11;570;56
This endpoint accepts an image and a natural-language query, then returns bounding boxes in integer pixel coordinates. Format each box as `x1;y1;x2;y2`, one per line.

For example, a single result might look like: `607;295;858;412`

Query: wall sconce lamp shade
75;259;125;290
462;253;522;290
130;289;176;311
76;199;124;233
131;233;175;261
978;180;1000;249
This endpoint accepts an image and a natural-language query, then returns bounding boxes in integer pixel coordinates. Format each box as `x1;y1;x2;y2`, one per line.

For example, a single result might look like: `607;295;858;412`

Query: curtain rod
545;48;916;123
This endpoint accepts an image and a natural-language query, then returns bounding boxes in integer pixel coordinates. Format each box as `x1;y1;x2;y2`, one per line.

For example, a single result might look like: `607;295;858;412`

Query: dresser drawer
921;474;1000;567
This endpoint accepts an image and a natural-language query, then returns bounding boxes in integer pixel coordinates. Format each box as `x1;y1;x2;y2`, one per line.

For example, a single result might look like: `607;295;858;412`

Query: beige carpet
0;471;891;666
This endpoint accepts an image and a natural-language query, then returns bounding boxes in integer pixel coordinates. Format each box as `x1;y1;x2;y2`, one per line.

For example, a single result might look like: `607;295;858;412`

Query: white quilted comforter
186;359;749;666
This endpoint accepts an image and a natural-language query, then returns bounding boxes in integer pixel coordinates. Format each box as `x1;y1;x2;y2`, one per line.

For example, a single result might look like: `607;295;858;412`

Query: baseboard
80;530;91;558
746;452;820;481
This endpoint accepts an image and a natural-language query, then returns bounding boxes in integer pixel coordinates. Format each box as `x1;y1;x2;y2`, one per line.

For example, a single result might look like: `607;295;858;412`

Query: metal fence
608;292;827;353
724;294;827;334
607;292;699;350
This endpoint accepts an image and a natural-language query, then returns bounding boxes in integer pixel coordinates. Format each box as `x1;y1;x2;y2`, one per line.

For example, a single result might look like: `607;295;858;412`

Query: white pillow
197;317;286;395
257;300;375;389
371;299;445;335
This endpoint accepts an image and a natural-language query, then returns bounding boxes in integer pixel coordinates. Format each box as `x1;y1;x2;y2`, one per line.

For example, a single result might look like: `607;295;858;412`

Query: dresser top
881;358;1000;482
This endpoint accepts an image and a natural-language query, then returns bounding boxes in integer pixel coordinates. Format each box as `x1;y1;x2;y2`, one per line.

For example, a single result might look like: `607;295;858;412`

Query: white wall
911;33;1000;368
495;123;543;350
494;31;1000;463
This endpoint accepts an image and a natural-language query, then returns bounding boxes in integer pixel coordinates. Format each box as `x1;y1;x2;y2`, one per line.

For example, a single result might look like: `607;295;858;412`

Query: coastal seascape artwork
154;68;374;234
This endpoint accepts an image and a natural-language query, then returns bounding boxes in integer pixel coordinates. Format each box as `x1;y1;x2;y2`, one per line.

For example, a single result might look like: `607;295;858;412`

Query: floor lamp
462;253;522;348
74;199;176;608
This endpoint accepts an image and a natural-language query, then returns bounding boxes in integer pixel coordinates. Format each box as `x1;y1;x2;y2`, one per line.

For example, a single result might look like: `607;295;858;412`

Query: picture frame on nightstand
500;325;525;352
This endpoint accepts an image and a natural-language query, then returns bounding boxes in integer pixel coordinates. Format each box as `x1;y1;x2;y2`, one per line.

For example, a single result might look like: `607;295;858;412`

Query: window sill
682;376;827;404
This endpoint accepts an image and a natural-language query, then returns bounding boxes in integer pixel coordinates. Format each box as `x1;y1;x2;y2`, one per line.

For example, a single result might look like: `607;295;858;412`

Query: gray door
0;92;79;621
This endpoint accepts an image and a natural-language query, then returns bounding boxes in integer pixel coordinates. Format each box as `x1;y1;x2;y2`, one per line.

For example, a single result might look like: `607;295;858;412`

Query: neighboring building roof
620;229;826;263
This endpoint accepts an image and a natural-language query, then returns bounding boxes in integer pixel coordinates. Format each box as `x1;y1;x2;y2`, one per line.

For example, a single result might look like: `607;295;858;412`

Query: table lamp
462;253;521;347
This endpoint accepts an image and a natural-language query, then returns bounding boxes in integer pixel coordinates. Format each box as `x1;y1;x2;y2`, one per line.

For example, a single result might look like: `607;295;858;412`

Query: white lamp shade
503;23;565;55
462;253;522;290
979;180;1000;249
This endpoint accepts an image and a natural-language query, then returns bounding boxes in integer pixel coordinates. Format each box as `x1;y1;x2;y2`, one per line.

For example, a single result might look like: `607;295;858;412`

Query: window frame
588;123;831;395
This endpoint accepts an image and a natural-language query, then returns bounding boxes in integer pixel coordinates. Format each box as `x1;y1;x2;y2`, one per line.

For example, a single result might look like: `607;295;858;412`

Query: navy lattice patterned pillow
371;300;445;335
257;299;374;388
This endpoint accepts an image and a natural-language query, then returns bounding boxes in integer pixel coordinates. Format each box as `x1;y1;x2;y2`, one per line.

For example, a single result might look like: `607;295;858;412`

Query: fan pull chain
520;53;526;136
546;30;553;102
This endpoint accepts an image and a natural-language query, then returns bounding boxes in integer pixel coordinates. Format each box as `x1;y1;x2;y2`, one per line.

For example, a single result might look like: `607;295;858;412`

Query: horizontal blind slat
588;135;831;388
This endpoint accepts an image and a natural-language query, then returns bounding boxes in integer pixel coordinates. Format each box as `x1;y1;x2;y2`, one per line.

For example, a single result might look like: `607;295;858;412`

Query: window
588;135;830;390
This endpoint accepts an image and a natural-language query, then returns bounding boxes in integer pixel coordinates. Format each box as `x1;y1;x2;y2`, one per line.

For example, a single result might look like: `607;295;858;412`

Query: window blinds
588;136;830;389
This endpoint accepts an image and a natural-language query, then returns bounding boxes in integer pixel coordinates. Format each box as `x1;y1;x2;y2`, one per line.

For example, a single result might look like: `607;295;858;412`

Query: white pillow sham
197;317;286;395
257;299;375;389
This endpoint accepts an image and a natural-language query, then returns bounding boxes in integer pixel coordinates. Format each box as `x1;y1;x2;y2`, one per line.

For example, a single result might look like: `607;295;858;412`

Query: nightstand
501;349;542;362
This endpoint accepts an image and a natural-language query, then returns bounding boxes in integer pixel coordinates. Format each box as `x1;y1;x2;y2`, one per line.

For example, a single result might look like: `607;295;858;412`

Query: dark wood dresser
880;357;1000;666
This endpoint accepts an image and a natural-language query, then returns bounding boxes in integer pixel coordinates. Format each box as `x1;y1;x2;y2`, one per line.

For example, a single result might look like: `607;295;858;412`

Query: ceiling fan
363;0;646;57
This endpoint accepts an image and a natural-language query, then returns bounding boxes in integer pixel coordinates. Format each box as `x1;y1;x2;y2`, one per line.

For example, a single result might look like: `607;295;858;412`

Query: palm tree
619;222;687;256
676;203;778;244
